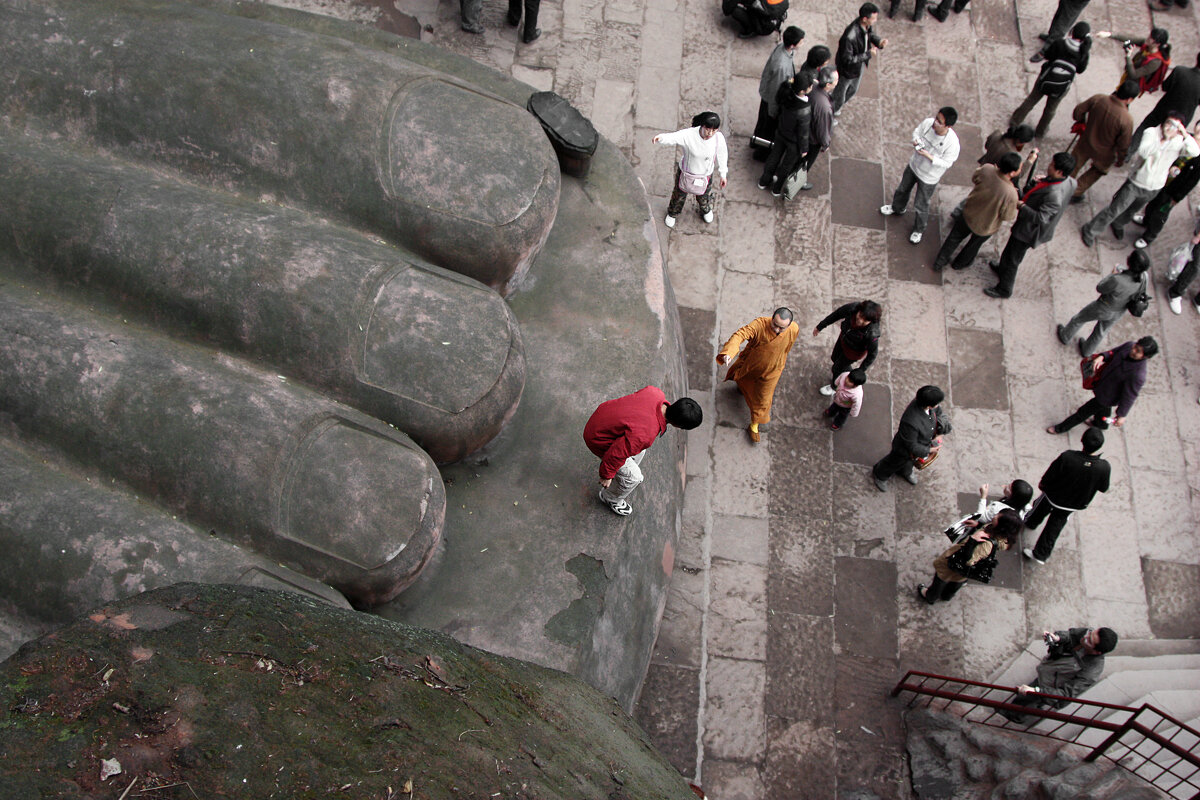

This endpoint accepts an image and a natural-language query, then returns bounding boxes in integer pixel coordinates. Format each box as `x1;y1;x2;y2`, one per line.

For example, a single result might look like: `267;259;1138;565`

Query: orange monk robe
718;317;799;424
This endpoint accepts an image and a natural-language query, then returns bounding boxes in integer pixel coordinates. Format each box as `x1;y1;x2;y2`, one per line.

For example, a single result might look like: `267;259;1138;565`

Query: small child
823;368;866;430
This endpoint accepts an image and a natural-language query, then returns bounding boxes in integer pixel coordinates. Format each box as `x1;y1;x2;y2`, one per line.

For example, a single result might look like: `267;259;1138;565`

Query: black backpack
1036;38;1083;98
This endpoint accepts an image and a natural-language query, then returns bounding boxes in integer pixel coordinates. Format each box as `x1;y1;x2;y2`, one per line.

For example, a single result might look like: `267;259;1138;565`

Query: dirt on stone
0;583;697;799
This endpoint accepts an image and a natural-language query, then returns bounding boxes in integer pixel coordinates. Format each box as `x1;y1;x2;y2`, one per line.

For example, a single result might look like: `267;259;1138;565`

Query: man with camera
1000;626;1119;724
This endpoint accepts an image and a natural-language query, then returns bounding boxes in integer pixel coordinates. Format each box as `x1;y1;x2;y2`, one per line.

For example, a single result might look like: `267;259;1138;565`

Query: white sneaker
909;231;923;244
832;118;840;126
1170;295;1183;315
664;215;675;228
1194;297;1200;315
880;204;895;216
702;211;714;223
819;384;836;396
833;109;842;117
1022;547;1045;565
1132;212;1145;225
1134;238;1148;249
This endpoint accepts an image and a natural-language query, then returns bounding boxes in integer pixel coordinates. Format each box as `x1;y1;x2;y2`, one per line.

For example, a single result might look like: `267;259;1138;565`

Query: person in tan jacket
1069;82;1137;200
717;308;800;443
932;153;1023;271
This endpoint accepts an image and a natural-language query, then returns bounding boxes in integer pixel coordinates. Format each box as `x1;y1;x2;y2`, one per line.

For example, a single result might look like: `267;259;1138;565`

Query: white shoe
1170;295;1183;315
1194;297;1200;315
1134;238;1149;249
909;231;923;244
819;384;836;396
880;204;895;216
833;109;842;117
1132;212;1145;225
664;215;675;228
832;118;840;126
702;211;714;224
1022;547;1045;565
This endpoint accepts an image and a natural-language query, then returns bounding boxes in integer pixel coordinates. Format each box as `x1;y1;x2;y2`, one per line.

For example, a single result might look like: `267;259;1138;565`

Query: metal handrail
892;670;1200;800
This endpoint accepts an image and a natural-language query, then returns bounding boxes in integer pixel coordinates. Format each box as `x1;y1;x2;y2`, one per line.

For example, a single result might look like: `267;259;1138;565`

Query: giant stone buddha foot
0;0;687;710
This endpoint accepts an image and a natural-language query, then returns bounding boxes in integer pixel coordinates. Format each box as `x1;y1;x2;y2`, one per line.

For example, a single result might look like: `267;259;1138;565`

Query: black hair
783;25;804;47
1073;23;1093;71
773;306;794;322
1005;479;1034;511
817;66;838;86
1052;151;1077;174
1096;627;1119;653
1195;51;1200;68
691;111;722;129
805;45;832;69
1071;20;1090;39
856;299;883;323
1126;249;1150;274
937;106;958;127
1081;427;1105;453
848;368;868;386
1005;123;1035;143
859;2;879;19
987;508;1023;546
997;151;1023;174
915;385;944;407
665;398;703;430
1137;336;1159;359
1116;80;1140;101
1150;26;1169;46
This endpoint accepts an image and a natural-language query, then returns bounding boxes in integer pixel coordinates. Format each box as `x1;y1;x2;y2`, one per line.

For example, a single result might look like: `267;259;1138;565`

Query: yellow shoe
748;424;761;443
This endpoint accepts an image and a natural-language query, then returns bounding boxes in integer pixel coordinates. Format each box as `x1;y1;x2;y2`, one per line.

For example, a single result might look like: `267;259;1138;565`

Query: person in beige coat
932;152;1024;272
917;509;1022;604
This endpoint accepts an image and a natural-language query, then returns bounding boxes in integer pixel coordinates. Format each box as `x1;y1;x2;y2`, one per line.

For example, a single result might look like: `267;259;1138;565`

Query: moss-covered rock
0;584;696;799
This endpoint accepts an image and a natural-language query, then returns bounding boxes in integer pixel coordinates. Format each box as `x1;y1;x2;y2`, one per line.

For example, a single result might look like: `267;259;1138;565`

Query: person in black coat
1127;52;1200;159
812;299;883;394
872;385;951;490
832;3;887;114
758;73;815;196
1022;427;1110;564
1049;336;1156;433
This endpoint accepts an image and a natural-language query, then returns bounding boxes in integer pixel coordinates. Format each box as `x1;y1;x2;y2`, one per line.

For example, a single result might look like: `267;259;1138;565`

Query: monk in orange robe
717;307;799;442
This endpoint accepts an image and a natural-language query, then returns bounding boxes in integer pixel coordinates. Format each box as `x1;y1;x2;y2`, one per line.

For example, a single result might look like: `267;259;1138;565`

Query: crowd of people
576;0;1200;721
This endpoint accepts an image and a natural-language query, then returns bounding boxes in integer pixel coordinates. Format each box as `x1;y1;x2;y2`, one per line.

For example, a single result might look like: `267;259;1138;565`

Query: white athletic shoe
819;384;836;396
1132;212;1145;225
1170;295;1183;315
1134;238;1149;249
664;215;676;228
702;211;714;223
909;231;923;244
880;204;895;216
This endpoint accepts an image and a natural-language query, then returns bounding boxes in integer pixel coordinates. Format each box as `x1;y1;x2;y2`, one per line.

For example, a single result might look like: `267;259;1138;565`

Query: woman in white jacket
653;111;730;228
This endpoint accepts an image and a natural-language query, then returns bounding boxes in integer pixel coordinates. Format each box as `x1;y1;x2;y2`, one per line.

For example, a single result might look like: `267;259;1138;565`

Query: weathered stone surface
0;584;699;800
1143;559;1200;639
0;133;525;465
0;0;561;292
0;283;443;609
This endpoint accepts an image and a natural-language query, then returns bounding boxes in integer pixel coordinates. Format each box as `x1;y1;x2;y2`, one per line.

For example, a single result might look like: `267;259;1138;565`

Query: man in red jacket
584;387;702;516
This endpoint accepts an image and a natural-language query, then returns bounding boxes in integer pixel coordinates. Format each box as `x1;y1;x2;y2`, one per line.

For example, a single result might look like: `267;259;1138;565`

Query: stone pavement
381;0;1200;795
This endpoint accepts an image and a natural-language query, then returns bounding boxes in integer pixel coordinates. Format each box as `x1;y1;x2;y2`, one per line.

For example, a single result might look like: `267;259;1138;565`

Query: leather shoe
1109;223;1124;241
873;475;888;492
1037;32;1051;41
523;28;541;42
983;286;1007;298
1055;324;1068;345
916;583;932;603
1077;339;1090;357
1029;53;1045;63
929;7;948;21
462;22;485;33
988;260;1001;275
1080;228;1094;247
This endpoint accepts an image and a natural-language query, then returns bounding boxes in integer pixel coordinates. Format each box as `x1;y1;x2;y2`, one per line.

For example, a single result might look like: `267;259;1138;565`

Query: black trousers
507;0;540;37
1053;396;1111;433
934;214;991;270
920;574;963;603
829;342;858;384
1138;191;1175;245
992;235;1033;297
1045;0;1089;40
890;0;928;19
1025;494;1074;562
873;445;915;481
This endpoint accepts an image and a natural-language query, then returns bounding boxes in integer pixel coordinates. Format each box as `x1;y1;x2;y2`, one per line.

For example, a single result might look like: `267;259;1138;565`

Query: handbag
1080;351;1109;390
1167;242;1193;281
677;155;711;195
945;537;998;584
944;513;981;543
1126;273;1150;318
782;167;808;201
